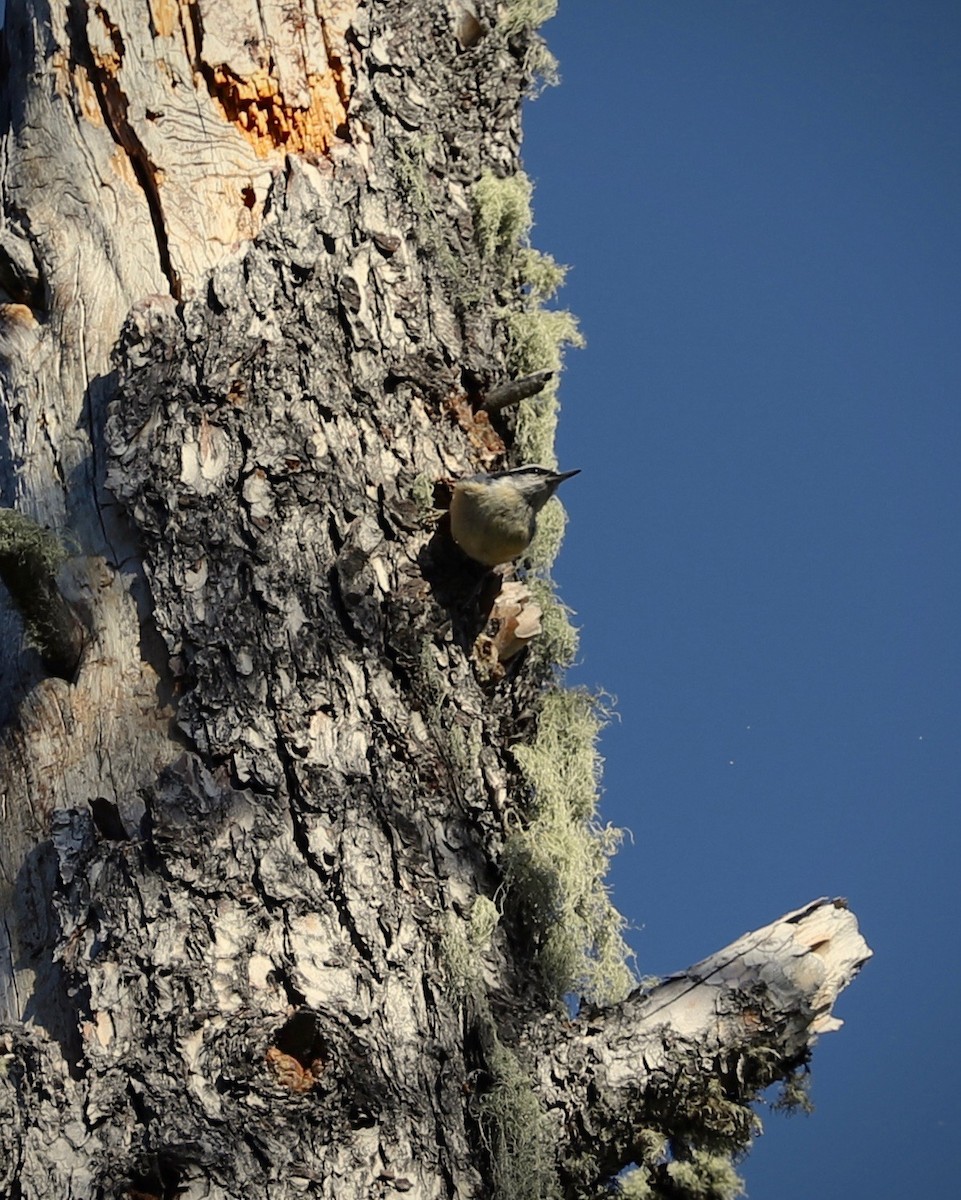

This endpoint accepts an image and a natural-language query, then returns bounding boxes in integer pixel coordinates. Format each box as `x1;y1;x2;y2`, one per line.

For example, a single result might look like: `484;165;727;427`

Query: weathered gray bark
0;3;870;1199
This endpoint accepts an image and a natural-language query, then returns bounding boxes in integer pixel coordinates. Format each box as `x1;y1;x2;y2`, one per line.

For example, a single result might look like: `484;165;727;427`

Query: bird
448;465;580;567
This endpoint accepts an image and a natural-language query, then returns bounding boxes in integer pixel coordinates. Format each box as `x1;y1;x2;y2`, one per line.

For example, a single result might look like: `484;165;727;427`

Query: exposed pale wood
536;897;870;1114
521;899;870;1192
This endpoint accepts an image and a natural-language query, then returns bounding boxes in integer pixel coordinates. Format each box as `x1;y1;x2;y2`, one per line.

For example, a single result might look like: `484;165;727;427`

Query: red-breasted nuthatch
449;465;580;567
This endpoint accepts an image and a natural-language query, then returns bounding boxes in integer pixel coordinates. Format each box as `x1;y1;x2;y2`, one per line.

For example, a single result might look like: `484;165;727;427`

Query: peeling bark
0;3;870;1198
530;899;870;1191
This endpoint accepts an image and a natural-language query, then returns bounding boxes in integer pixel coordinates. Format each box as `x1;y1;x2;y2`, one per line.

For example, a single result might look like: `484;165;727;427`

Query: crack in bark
70;0;182;300
272;723;378;971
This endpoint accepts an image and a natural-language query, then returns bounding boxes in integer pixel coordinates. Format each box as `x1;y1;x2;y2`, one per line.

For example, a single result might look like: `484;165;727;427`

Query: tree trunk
0;3;870;1198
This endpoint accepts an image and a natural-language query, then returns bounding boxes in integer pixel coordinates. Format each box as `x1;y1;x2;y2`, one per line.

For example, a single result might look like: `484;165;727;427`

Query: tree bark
0;3;870;1198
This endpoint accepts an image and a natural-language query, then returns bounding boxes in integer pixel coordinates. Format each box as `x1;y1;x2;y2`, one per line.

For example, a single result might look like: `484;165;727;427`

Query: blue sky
522;3;961;1196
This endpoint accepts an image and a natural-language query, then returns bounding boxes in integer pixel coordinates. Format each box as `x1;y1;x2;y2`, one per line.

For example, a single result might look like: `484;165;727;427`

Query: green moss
0;509;69;578
506;690;633;1004
0;508;82;679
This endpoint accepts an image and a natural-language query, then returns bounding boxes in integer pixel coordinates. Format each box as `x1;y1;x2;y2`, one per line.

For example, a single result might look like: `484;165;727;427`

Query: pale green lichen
395;134;440;224
525;578;579;668
472;170;534;264
441;905;561;1200
469;170;582;489
646;1068;761;1178
448;716;484;778
619;1167;656;1200
441;897;502;999
526;494;567;571
506;308;583;378
506;689;634;1003
619;1140;743;1200
515;389;559;474
772;1066;814;1115
440;914;475;999
415;640;447;712
635;1129;669;1166
440;696;635;1200
396;133;427;190
666;1151;745;1200
517;247;567;300
499;0;561;86
411;472;437;518
396;135;470;288
469;895;500;947
473;1039;561;1200
513;688;601;820
500;0;558;32
472;174;570;303
505;309;583;470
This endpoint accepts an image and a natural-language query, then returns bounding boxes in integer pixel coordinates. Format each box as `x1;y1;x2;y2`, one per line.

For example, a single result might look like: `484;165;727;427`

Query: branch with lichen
482;369;554;414
519;899;870;1199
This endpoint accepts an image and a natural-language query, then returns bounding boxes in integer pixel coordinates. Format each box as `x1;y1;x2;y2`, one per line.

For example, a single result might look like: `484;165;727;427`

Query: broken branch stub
529;898;870;1177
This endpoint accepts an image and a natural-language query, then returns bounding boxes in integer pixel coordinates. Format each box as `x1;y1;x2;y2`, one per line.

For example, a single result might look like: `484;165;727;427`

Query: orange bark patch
0;304;39;330
109;145;139;189
265;1045;325;1092
207;64;349;158
444;392;507;461
75;64;105;126
51;51;104;125
147;0;179;39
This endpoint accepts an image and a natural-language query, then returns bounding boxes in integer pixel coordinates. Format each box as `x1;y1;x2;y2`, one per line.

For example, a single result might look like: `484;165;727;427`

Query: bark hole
124;1152;182;1200
274;1009;328;1068
265;1010;329;1094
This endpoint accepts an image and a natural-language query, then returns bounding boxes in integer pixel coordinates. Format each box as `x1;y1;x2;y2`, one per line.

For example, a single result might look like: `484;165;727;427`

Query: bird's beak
554;469;581;483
